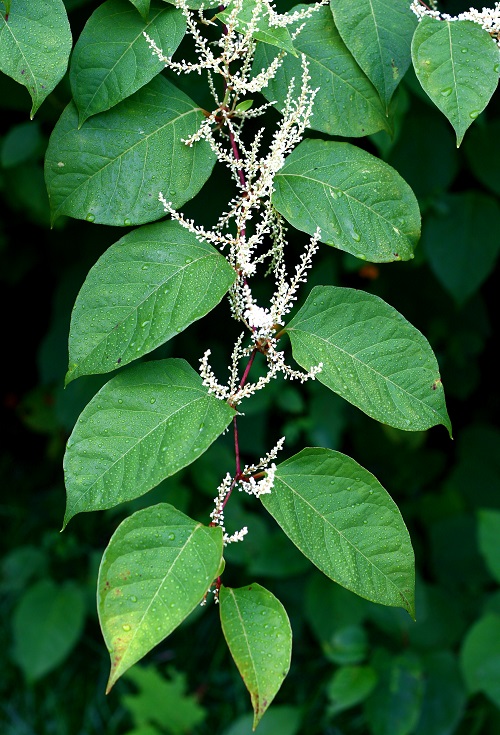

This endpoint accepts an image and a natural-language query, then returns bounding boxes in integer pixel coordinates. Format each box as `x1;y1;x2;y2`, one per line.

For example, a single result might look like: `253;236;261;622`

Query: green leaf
66;220;236;384
129;0;150;20
262;448;415;615
422;192;500;305
219;584;292;729
272;138;420;263
460;614;500;708
71;0;185;125
330;0;417;110
285;286;451;433
217;1;297;56
253;5;389;138
123;667;206;732
0;0;72;118
11;579;86;681
327;665;378;715
98;503;223;691
364;651;424;735
45;75;216;226
411;16;500;146
63;359;236;525
478;509;500;583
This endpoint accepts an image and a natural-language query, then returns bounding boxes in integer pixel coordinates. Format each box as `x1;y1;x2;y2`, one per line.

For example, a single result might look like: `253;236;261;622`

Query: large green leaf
272;139;420;263
330;0;417;110
71;0;186;125
253;4;388;138
66;220;236;384
45;75;216;226
422;192;500;305
285;286;451;433
217;1;297;56
411;16;500;146
261;448;415;615
98;503;223;691
460;614;500;708
219;584;292;729
0;0;72;118
63;359;236;526
11;580;86;682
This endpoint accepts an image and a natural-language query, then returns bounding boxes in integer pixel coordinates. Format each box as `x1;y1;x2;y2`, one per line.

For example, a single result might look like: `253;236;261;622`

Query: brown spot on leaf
432;378;442;391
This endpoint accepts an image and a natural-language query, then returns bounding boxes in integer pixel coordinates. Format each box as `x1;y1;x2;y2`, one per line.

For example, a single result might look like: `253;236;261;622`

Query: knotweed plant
3;0;499;726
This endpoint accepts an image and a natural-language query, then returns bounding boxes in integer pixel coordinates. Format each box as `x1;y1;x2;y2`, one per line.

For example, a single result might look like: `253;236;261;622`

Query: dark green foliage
1;0;500;733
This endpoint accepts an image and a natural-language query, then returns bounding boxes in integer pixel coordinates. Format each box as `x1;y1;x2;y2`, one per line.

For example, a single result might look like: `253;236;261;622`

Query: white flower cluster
147;1;326;543
150;0;326;406
411;1;500;46
209;437;285;546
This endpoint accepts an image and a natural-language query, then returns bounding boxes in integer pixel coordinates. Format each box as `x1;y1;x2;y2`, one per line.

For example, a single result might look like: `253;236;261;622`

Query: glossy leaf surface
411;16;500;145
254;4;388;138
98;503;223;691
0;0;72;118
330;0;417;109
71;0;186;124
63;359;236;525
272;139;420;263
66;220;236;383
286;286;451;433
262;448;415;615
45;75;216;226
219;584;292;729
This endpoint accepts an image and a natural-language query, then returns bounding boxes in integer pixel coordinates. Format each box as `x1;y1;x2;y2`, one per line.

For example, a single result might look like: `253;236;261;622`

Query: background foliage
1;0;500;733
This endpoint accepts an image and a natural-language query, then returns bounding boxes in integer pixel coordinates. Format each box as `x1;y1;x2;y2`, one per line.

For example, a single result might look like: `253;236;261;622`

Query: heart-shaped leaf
411;16;500;146
45;75;216;226
66;220;236;384
272;139;420;263
219;584;292;729
0;0;72;118
330;0;417;109
98;503;223;691
71;0;186;124
262;448;415;615
63;359;236;525
253;4;388;138
285;286;451;433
